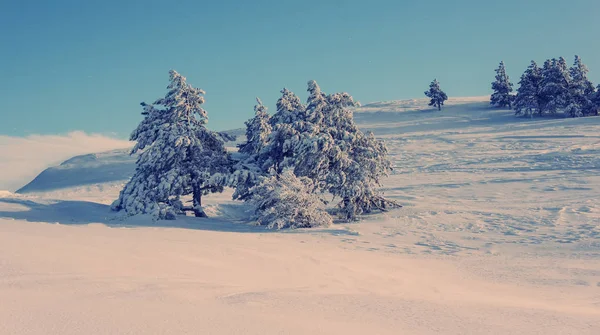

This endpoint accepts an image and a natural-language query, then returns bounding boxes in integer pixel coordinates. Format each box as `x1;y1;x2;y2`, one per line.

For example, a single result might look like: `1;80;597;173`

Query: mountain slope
16;149;136;194
15;128;244;194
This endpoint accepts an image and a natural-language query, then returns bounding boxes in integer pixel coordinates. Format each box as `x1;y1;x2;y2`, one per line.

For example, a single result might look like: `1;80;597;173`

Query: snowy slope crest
0;190;14;198
356;96;490;113
16;149;137;194
14;129;244;194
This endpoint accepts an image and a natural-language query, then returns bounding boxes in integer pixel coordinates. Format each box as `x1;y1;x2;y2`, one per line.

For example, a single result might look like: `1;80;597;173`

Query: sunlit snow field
1;97;600;334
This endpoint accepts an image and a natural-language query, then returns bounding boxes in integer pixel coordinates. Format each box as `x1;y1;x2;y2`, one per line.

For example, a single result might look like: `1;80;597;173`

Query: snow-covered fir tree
514;60;543;117
249;170;332;229
490;61;514;108
424;79;448;111
566;55;596;117
112;70;230;219
539;57;571;115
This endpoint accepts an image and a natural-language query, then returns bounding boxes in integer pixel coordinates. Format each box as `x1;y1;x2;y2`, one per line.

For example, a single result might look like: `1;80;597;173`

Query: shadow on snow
0;197;361;236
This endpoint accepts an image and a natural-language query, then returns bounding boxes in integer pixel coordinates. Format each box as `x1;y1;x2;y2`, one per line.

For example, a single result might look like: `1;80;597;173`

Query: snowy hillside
14;99;491;194
15;149;136;194
2;97;600;334
14;128;244;195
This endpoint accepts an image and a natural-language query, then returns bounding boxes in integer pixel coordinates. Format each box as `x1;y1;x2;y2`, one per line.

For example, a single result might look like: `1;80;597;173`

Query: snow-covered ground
1;97;600;334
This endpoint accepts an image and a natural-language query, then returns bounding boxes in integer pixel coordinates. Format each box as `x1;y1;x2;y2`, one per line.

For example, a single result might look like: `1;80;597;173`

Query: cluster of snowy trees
112;70;399;228
490;56;600;118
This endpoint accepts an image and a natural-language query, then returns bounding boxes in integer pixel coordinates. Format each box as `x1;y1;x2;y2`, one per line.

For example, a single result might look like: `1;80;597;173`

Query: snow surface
14;129;244;194
0;131;133;192
1;97;600;334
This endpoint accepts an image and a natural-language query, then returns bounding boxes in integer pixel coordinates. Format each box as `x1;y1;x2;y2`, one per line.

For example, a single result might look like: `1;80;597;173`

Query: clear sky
1;0;599;138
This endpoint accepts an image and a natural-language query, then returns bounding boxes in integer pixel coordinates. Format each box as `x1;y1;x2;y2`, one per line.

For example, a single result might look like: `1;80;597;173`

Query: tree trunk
437;103;441;111
192;185;207;218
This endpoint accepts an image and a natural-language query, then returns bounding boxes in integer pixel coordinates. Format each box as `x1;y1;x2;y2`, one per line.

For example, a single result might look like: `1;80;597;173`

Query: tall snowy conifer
255;88;305;176
593;85;600;116
302;80;328;130
424;79;448;111
112;70;230;219
490;61;514;108
292;81;399;220
270;88;304;125
229;98;272;201
539;58;571;115
566;55;595;117
289;80;334;186
514;61;543;117
238;98;272;155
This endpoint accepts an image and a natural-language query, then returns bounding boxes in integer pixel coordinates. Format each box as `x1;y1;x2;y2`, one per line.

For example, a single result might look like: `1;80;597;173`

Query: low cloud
0;131;132;192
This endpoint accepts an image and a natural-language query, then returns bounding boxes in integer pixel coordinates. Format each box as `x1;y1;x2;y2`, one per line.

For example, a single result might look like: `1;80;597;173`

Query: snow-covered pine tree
566;55;596;117
249;170;332;229
231;81;399;224
270;88;304;126
230;98;272;201
490;61;514;108
257;88;305;176
112;70;230;219
424;79;448;111
304;80;328;126
290;80;336;186
323;92;398;220
292;81;400;221
592;84;600;116
539;57;571;115
228;154;264;201
258;82;335;179
238;98;272;155
514;60;543;117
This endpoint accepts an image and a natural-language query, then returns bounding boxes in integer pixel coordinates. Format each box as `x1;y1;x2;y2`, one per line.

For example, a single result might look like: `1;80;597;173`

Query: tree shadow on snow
0;197;360;236
0;197;264;233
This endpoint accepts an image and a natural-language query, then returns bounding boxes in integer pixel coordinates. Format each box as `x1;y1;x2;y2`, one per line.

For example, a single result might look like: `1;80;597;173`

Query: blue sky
1;0;598;137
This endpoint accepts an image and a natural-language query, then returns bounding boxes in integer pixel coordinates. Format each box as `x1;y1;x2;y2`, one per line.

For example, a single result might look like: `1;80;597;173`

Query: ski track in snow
1;97;600;334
